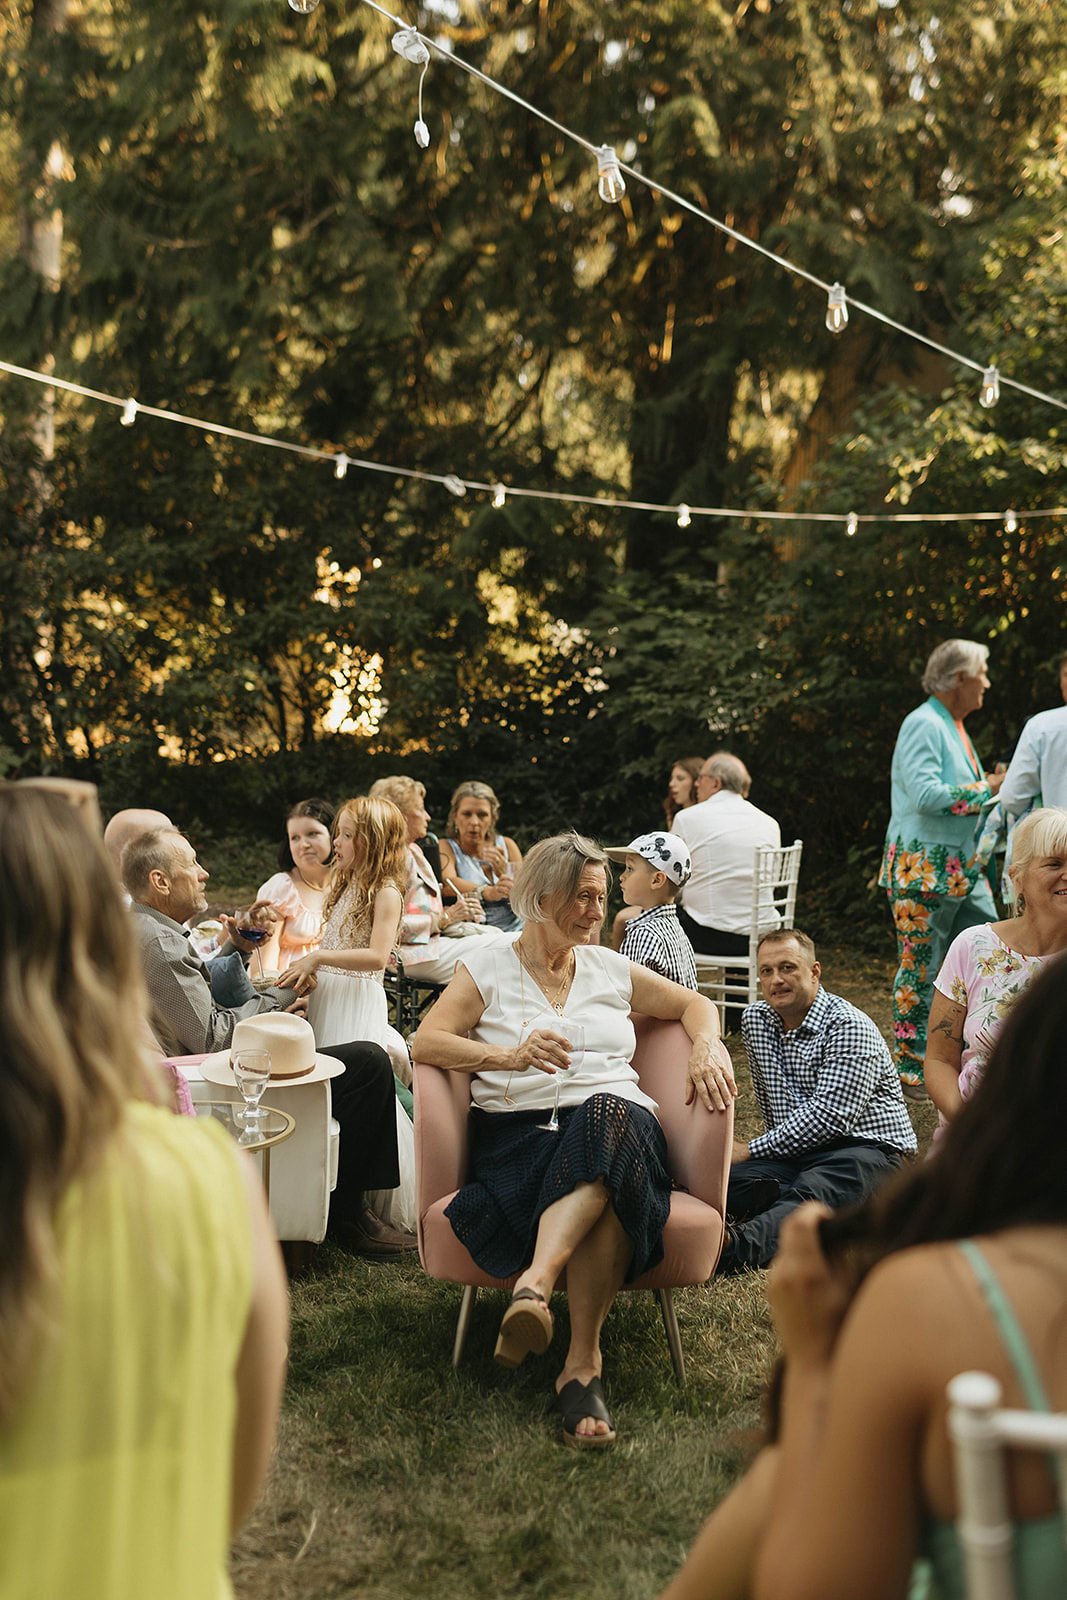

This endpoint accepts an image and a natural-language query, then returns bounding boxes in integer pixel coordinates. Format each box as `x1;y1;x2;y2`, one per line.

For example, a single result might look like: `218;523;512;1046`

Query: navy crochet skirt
445;1092;672;1283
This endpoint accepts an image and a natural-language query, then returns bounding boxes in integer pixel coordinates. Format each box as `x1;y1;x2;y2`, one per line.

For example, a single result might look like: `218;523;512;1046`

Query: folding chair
693;840;803;1023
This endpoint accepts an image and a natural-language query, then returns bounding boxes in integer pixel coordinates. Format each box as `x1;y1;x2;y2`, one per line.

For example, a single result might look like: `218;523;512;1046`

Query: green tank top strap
958;1239;1052;1413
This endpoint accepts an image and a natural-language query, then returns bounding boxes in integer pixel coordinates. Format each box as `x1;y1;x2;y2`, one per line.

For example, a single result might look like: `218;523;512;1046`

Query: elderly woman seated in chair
412;831;735;1449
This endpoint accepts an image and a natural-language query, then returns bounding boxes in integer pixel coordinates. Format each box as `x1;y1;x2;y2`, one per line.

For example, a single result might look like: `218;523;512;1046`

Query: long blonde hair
324;796;409;924
0;785;153;1424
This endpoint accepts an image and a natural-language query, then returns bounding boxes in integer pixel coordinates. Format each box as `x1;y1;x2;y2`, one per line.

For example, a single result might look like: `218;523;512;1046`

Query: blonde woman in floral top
878;640;1005;1093
925;807;1067;1123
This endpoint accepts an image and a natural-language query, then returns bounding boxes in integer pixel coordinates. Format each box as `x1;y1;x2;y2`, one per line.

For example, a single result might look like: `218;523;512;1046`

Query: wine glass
538;1021;585;1133
235;906;271;983
232;1048;271;1129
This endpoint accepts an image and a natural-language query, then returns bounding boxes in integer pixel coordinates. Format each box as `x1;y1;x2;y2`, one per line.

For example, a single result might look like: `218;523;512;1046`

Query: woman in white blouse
413;832;734;1450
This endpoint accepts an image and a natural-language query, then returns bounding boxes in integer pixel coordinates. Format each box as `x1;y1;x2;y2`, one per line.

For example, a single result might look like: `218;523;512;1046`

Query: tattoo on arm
931;1013;964;1044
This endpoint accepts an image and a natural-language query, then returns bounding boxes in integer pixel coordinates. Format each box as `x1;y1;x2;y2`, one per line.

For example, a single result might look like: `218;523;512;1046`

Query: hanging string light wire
2;355;1062;530
355;0;1066;416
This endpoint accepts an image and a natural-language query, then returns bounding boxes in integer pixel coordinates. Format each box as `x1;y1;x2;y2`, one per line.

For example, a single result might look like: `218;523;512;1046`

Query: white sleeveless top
459;939;658;1117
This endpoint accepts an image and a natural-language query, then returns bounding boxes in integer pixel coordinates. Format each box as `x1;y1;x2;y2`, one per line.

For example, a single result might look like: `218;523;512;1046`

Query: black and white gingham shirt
742;987;916;1160
620;903;699;990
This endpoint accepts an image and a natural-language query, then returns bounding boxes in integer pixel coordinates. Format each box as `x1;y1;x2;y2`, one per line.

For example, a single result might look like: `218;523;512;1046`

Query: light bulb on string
443;474;467;497
391;28;432;149
979;366;1000;409
287;0;320;12
492;484;507;508
846;511;858;537
120;398;138;427
1004;509;1018;534
825;283;848;334
370;556;383;569
676;503;691;528
334;454;349;480
596;145;626;204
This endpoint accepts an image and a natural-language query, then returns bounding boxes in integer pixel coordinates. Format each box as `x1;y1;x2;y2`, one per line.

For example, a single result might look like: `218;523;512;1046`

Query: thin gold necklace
503;941;574;1107
293;866;327;892
515;940;574;1017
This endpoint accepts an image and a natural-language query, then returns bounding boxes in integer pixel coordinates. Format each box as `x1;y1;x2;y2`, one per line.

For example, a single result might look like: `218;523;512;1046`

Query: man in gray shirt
124;826;412;1255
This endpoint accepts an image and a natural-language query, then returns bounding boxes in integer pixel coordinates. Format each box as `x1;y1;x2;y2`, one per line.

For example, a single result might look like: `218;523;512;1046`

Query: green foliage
0;0;1063;917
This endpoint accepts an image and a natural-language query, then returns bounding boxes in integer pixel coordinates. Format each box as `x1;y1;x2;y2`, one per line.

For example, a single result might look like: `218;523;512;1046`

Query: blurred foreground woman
662;951;1067;1600
0;786;288;1600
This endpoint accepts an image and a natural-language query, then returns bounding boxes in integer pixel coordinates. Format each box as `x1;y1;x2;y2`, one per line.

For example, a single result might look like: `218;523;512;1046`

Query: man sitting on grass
718;928;916;1273
605;833;698;989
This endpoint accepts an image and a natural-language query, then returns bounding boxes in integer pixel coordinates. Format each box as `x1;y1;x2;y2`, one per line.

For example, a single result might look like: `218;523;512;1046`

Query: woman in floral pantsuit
879;639;1004;1093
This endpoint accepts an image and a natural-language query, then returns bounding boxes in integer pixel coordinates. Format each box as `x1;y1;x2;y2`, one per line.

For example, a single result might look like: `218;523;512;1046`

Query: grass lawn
228;942;934;1600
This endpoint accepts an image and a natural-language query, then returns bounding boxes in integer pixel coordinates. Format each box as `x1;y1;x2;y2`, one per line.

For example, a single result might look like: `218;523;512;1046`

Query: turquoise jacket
882;696;993;861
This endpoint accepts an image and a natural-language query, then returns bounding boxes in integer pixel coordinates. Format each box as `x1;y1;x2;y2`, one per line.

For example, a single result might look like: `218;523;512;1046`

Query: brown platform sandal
493;1287;554;1368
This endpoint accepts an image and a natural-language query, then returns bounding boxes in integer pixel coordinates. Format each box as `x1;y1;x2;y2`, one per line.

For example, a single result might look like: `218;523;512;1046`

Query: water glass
232;1049;271;1128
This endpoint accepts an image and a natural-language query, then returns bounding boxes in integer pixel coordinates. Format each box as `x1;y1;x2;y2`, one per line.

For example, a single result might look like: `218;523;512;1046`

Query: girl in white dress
284;796;416;1230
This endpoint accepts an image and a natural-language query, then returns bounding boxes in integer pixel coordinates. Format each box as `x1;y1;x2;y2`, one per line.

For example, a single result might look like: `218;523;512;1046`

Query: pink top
257;870;325;970
934;923;1048;1098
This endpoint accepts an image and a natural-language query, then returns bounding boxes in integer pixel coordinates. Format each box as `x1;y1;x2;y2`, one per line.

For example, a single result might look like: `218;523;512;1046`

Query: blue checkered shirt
742;987;916;1160
620;903;698;990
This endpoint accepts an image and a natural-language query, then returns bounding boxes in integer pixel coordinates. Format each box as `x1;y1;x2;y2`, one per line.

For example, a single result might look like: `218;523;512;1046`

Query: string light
334;453;349;479
846;511;858;537
492;483;507;508
825;283;848;334
596;145;626;204
354;0;1066;416
288;0;321;11
1004;508;1018;534
2;360;1064;533
391;27;431;147
980;366;1000;409
676;503;691;528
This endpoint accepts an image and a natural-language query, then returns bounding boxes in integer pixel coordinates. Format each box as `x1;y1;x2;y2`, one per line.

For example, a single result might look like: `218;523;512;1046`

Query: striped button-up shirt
742;987;916;1160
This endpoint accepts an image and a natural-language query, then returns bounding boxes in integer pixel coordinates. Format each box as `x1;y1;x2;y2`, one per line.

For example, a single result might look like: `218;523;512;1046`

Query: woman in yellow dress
0;785;288;1600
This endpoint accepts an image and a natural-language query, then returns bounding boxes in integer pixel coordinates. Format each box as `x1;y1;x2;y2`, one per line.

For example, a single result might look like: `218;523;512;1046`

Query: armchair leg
656;1288;686;1386
452;1284;477;1368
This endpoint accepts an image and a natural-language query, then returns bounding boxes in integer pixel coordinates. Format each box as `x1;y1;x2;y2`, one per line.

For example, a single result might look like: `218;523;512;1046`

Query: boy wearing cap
605;833;698;990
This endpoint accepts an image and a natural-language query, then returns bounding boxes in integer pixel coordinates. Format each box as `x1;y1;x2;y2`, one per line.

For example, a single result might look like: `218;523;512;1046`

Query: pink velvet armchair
413;1015;733;1384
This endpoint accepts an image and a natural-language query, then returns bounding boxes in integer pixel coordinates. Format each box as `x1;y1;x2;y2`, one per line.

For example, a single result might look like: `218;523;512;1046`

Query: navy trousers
719;1140;904;1273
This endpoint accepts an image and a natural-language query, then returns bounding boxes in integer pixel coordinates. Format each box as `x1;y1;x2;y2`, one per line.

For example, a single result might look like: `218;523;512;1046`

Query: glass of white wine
538;1021;585;1133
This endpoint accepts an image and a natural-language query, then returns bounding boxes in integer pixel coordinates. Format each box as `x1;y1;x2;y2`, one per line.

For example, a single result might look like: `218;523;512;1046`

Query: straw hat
200;1012;345;1087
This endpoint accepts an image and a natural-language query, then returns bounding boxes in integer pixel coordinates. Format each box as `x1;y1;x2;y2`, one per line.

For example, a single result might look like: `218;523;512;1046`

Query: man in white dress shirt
999;651;1067;816
671;752;781;974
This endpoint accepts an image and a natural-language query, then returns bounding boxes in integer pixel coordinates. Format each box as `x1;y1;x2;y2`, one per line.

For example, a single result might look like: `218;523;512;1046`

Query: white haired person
413;832;734;1450
0;784;287;1600
879;640;1004;1096
925;806;1067;1124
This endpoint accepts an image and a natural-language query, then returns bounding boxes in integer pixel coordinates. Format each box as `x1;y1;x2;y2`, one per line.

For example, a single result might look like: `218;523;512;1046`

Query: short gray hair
509;832;610;926
121;827;185;899
703;752;749;794
1007;807;1067;900
921;639;989;695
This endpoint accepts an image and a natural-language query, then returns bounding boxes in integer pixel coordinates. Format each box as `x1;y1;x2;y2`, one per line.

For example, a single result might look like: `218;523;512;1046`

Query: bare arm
659;1448;779;1600
923;991;966;1121
628;964;736;1111
411;965;569;1078
284;886;402;982
753;1214;927;1600
231;1158;289;1533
